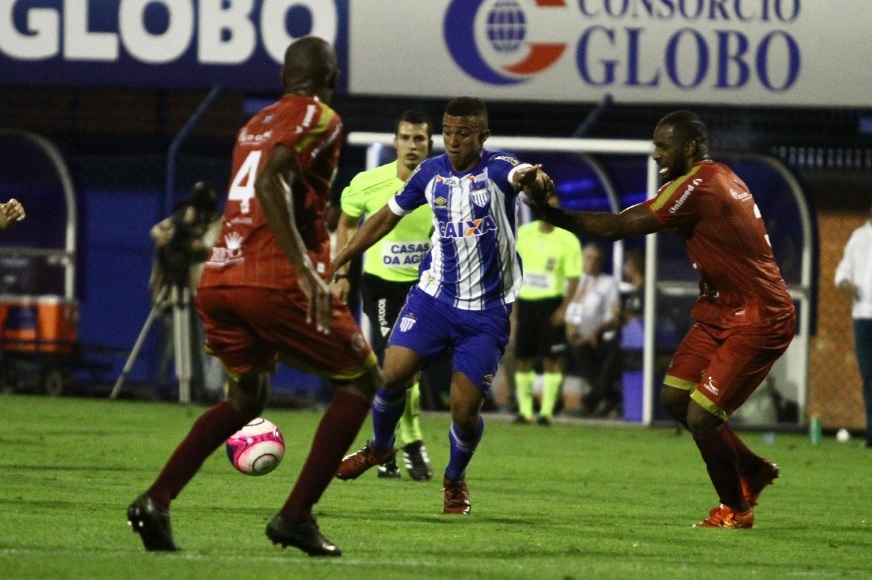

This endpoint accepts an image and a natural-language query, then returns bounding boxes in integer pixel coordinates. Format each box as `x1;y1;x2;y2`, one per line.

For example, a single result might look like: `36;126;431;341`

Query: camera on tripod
157;182;219;288
112;182;220;403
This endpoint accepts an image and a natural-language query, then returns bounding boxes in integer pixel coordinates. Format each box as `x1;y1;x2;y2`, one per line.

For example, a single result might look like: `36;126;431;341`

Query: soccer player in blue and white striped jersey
331;97;554;515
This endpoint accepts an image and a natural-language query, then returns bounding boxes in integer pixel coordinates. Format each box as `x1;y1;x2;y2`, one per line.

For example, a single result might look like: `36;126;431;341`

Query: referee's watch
332;273;349;283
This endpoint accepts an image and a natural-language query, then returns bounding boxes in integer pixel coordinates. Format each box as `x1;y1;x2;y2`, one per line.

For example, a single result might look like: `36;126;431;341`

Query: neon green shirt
340;161;433;282
516;221;583;300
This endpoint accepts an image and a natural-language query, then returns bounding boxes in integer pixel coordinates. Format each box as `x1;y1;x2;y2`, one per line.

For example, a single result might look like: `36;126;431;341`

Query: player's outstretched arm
513;164;553;201
331;204;401;278
530;200;663;242
256;144;332;334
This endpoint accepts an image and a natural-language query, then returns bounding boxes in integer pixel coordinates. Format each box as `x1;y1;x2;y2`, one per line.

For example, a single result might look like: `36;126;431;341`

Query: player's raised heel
266;514;341;557
127;493;179;551
336;441;396;480
741;459;779;507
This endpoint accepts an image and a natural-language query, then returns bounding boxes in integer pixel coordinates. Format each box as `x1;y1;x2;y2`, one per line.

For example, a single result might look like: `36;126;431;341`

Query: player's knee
344;365;383;401
684;400;723;438
450;411;479;435
660;385;688;419
227;373;268;421
383;368;415;393
449;397;482;433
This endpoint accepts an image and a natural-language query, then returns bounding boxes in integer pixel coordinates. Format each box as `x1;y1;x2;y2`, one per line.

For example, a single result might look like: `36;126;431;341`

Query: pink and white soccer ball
225;418;285;476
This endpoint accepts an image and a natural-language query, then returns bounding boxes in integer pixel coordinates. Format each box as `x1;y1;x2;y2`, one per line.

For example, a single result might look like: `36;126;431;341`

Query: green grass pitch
0;394;869;579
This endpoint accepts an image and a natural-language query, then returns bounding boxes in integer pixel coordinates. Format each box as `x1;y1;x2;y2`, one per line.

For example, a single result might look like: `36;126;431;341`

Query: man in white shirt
835;202;872;448
564;243;622;416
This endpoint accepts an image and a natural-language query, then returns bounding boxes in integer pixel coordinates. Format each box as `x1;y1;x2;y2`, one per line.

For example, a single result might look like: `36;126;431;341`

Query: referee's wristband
332;273;350;283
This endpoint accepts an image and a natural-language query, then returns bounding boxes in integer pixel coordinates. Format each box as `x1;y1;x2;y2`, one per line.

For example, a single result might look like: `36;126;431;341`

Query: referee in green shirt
332;110;434;480
514;192;582;425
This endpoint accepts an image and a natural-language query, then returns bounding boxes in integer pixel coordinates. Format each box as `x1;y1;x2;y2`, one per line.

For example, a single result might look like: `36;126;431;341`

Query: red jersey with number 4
201;94;343;289
643;160;794;328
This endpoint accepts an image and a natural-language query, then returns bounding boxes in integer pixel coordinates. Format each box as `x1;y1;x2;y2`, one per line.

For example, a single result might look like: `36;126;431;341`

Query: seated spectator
564;243;622;417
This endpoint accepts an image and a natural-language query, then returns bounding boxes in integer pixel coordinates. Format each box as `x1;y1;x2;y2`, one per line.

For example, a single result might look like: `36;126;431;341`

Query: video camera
158;182;219;287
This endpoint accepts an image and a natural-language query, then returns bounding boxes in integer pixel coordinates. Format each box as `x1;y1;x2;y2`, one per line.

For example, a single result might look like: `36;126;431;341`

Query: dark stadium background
0;85;869;426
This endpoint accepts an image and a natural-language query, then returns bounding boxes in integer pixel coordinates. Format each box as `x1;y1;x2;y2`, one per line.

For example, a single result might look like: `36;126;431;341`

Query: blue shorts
388;287;511;394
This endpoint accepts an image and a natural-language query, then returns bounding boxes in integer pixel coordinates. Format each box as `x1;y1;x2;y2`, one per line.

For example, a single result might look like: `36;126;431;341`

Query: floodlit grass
0;393;870;579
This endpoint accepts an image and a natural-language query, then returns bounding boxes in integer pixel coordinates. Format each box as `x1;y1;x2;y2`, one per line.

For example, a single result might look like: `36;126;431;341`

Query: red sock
281;389;371;521
694;427;748;512
721;422;762;477
148;401;246;508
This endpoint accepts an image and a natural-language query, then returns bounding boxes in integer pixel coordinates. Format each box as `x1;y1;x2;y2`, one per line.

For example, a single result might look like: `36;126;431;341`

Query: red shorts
196;286;375;380
663;315;795;420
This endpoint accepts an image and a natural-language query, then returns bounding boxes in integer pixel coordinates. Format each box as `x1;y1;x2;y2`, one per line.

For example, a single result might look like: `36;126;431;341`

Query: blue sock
372;388;406;451
445;417;484;481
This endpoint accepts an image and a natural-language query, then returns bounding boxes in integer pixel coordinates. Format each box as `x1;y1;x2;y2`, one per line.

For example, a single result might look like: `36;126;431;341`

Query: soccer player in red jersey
126;36;382;557
526;110;794;529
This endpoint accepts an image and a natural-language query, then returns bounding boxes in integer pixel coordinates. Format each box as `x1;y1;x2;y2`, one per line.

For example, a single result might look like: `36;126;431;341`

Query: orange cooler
0;295;78;354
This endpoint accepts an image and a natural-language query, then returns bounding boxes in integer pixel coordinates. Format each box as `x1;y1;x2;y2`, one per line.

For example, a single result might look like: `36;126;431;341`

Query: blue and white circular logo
445;0;567;86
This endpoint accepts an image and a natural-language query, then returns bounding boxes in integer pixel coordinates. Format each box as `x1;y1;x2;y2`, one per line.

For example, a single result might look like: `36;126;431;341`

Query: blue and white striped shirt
388;150;530;311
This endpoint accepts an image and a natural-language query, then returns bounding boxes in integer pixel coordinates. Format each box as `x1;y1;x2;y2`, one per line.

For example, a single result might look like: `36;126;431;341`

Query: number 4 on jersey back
228;150;262;214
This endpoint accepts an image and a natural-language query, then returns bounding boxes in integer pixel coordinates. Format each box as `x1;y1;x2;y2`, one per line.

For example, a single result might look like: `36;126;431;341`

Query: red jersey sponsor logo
668;178;703;214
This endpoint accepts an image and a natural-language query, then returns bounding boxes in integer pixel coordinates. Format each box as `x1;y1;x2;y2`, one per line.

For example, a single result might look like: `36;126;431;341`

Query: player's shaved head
657;110;709;151
444;97;488;130
281;36;338;100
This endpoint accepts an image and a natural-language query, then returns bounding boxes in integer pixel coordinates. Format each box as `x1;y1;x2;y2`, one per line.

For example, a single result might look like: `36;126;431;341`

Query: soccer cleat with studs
693;503;754;529
377;456;401;479
442;477;471;515
402;441;434;481
127;493;179;551
266;514;341;557
740;460;779;507
335;441;396;480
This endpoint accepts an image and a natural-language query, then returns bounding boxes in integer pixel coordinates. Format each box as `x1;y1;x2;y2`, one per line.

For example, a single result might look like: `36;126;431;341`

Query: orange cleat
442;477;471;515
741;460;779;507
693;503;754;529
335;441;396;481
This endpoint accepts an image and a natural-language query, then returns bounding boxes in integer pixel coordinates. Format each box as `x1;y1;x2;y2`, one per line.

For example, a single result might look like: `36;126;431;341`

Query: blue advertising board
0;0;348;92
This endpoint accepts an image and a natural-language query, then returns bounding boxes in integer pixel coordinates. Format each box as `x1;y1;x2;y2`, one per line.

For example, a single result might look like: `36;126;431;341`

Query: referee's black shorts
514;296;567;360
360;272;415;358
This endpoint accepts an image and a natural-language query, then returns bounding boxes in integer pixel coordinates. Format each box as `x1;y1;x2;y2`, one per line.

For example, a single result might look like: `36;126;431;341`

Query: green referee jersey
516;221;583;300
340;160;433;283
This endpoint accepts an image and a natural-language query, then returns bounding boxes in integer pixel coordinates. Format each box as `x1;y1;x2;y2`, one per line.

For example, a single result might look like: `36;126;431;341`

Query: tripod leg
110;286;169;399
173;285;192;404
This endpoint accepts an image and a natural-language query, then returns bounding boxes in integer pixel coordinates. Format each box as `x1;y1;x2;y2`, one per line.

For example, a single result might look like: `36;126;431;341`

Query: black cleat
127;493;179;551
266;514;341;557
377;456;402;479
402;441;434;481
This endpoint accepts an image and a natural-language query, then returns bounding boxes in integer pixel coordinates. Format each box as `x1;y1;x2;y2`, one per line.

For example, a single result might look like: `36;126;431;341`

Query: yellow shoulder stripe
294;101;336;154
649;165;702;212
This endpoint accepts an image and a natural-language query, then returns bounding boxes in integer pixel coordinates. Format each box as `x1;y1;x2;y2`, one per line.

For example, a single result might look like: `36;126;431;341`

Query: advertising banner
347;0;870;107
0;0;348;92
1;0;868;107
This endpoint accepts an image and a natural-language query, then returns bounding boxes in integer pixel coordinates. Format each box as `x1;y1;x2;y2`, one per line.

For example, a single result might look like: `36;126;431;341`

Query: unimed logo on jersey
439;216;498;238
668;178;702;214
444;0;567;85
